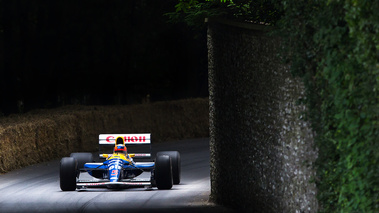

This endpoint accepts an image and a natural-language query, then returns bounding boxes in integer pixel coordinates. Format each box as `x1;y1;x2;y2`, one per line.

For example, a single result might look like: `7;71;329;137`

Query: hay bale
0;98;209;173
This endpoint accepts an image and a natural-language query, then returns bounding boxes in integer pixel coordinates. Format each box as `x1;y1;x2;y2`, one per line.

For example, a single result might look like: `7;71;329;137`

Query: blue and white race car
59;134;180;191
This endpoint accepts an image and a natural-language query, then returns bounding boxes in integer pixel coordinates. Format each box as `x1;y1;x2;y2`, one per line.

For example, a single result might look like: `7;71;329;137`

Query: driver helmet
114;145;127;154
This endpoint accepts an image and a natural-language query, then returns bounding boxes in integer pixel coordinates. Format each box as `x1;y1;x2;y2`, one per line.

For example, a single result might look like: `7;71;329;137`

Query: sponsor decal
106;136;146;143
127;183;145;185
111;170;118;176
108;164;121;170
85;183;103;186
134;154;151;157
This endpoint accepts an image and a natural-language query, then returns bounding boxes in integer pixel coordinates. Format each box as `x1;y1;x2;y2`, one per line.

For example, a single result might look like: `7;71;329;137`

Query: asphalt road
0;138;234;213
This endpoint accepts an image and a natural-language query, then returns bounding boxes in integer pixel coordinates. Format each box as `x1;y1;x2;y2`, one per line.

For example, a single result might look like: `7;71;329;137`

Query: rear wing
98;133;151;160
99;134;151;145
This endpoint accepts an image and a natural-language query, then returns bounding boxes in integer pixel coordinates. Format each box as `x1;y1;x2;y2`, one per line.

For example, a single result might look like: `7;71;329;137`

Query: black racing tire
155;155;173;190
60;157;77;191
157;151;181;184
70;152;93;169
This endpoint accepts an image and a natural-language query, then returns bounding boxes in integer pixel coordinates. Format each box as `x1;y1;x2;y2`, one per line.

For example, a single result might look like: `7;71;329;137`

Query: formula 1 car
59;133;181;191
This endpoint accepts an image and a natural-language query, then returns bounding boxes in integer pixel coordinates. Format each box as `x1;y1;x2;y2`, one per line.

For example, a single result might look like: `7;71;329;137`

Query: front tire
60;157;77;191
155;155;173;190
70;152;93;169
157;151;181;184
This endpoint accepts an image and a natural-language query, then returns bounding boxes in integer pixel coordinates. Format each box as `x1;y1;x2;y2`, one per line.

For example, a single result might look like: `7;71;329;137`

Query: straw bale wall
0;98;209;173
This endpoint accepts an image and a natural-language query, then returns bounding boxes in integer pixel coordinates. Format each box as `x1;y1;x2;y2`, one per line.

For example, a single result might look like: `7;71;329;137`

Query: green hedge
277;1;378;212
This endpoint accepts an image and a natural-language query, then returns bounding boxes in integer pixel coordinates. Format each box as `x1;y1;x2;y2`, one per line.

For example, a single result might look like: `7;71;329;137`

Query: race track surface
0;138;234;213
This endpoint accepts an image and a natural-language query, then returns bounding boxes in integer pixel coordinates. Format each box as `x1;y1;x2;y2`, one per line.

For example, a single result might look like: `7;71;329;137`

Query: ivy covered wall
277;1;379;212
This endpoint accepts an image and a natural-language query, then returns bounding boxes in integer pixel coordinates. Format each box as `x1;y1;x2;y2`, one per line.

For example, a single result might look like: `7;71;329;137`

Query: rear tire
157;151;181;184
60;157;77;191
70;153;93;169
155;155;173;190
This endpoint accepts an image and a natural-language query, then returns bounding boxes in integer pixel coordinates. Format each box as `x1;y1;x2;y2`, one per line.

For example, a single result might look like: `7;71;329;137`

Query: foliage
277;0;379;212
166;1;228;29
166;0;282;27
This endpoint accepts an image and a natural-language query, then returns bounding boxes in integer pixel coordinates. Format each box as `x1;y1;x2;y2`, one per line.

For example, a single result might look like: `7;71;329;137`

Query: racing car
59;133;181;191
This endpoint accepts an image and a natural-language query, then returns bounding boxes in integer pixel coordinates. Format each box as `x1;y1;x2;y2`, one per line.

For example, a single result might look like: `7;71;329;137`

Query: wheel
70;153;93;169
60;157;77;191
157;151;181;184
154;154;173;190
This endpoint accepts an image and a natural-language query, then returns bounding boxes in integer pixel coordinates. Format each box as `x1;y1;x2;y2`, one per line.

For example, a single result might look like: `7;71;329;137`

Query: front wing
77;179;152;187
78;162;155;188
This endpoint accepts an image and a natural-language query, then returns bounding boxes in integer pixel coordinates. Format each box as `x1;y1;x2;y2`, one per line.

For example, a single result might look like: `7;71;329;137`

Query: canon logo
106;136;146;143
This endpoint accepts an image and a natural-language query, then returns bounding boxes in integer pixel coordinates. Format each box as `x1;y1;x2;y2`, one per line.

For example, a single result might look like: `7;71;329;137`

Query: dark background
0;0;208;115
